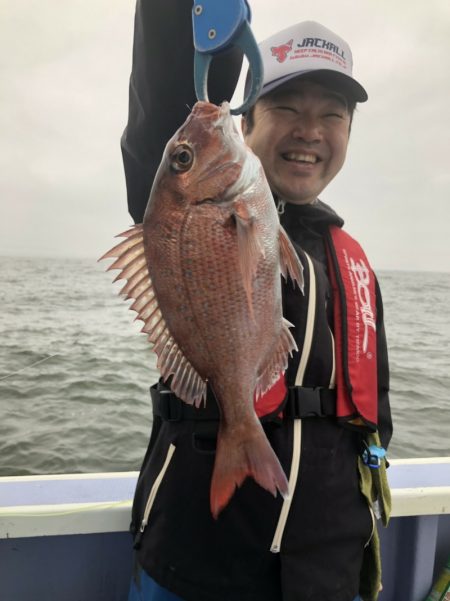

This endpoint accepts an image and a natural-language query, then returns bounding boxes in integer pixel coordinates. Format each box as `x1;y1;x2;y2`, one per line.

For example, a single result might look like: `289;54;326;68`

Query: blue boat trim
388;458;450;489
0;472;138;507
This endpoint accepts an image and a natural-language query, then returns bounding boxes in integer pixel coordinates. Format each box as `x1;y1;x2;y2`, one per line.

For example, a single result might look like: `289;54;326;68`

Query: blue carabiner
192;0;263;115
361;443;387;470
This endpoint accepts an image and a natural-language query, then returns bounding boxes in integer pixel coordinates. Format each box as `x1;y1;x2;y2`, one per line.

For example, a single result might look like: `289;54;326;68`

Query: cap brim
259;69;368;103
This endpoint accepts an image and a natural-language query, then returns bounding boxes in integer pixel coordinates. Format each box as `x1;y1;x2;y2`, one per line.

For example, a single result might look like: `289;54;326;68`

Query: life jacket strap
151;381;337;422
284;386;336;418
150;382;220;422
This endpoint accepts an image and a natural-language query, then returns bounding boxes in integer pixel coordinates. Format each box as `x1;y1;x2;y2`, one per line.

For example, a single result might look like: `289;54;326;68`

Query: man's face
242;78;352;205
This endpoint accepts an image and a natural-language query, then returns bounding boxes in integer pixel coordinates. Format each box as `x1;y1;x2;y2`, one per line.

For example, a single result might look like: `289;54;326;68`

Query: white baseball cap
247;21;367;103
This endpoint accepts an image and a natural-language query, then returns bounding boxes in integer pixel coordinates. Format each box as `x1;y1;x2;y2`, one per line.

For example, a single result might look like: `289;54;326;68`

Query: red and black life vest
254;225;378;431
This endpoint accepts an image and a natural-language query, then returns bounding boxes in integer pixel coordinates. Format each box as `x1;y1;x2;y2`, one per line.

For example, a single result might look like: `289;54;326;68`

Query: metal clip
277;199;286;215
192;0;263;115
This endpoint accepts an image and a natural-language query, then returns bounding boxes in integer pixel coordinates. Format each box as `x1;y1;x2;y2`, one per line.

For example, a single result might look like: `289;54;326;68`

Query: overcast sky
1;0;449;272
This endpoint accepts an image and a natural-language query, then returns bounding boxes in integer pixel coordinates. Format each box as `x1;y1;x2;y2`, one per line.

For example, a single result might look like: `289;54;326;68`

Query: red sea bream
101;101;304;517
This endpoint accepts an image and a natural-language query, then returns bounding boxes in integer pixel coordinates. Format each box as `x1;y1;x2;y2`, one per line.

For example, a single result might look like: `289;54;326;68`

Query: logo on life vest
271;39;293;63
349;258;376;355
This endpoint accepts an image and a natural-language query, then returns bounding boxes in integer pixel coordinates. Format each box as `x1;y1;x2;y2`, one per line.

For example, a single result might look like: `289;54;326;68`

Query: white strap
270;252;316;553
294;253;316;385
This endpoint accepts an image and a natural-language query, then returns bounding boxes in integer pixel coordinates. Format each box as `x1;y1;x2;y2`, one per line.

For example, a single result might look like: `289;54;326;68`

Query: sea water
1;257;449;476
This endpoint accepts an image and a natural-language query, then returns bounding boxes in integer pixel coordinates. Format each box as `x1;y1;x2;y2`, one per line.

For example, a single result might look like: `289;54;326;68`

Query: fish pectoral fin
279;226;304;293
232;200;265;319
254;318;298;399
232;197;256;225
100;225;207;408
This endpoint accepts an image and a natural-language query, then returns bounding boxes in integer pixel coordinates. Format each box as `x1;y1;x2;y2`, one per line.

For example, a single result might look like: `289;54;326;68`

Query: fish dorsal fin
254;318;297;399
99;225;207;407
233;199;265;319
279;226;304;293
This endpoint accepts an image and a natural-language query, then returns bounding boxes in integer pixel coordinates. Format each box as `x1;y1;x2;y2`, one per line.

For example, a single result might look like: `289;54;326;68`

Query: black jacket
121;2;392;600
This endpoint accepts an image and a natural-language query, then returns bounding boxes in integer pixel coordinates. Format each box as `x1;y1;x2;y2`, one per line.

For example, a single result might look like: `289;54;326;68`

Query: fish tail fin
210;423;289;519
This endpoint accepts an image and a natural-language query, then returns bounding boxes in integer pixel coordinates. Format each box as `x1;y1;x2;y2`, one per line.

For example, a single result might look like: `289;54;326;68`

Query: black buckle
159;390;183;421
150;382;222;422
287;387;326;418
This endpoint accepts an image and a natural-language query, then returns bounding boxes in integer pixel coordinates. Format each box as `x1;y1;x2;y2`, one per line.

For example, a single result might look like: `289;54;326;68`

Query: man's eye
325;113;344;119
275;106;297;113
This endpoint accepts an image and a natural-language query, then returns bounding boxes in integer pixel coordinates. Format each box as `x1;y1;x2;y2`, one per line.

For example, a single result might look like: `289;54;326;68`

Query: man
122;3;392;600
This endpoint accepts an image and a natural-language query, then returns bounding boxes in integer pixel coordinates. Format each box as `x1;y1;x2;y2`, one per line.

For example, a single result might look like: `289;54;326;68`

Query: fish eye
171;144;194;172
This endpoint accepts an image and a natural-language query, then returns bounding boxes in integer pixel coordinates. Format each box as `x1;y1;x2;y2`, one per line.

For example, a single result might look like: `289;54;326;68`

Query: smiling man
122;7;392;601
243;80;352;205
233;21;393;601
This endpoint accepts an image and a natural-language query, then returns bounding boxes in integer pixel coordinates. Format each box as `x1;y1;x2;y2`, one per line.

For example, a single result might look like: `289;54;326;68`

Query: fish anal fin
279;226;304;293
166;356;207;407
255;318;298;399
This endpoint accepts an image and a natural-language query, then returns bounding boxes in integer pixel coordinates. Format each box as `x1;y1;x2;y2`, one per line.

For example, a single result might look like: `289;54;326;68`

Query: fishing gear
361;440;387;469
192;0;263;114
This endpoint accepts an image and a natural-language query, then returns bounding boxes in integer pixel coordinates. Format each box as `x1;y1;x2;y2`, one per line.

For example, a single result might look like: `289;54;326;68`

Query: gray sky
1;0;449;272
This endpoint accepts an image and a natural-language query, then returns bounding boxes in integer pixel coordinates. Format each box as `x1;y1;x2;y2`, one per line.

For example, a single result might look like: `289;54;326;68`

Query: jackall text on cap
248;20;368;103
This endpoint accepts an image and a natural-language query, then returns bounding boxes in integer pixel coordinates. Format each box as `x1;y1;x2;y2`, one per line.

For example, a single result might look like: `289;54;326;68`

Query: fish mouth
194;197;226;206
191;102;258;205
192;101;223;120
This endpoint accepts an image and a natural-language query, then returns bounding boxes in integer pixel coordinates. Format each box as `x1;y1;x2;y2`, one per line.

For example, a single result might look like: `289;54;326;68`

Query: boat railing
1;457;449;601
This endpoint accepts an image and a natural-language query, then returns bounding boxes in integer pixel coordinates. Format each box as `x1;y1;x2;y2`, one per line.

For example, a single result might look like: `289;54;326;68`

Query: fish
100;101;304;518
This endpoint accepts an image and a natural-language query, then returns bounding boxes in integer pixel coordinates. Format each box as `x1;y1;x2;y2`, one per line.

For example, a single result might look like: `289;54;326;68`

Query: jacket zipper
277;199;286;215
270;252;315;553
139;443;176;534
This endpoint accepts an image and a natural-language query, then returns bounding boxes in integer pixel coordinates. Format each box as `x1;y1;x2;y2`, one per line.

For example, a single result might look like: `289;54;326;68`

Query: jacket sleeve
121;0;244;224
375;276;393;450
